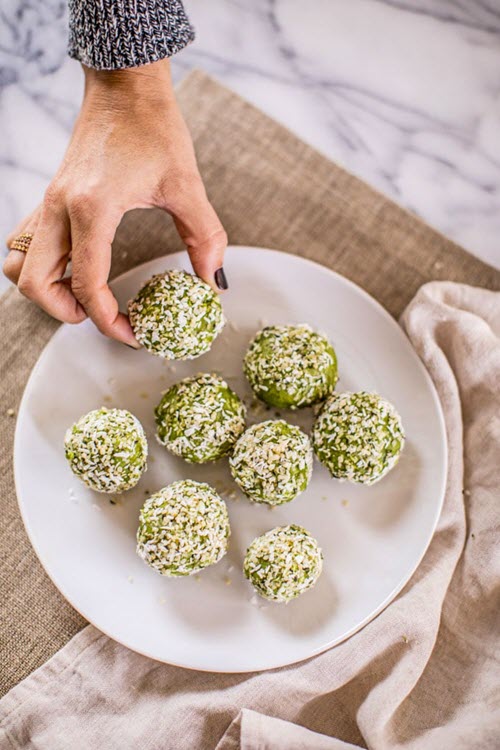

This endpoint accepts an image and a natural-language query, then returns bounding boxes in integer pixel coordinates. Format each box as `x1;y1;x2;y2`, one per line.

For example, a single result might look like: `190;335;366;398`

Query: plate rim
13;245;448;673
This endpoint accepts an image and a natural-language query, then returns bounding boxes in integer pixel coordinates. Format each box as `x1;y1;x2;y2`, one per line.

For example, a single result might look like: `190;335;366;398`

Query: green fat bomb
128;269;224;359
312;391;405;485
244;524;323;602
229;419;313;505
155;373;246;463
244;324;338;409
64;407;148;493
136;480;230;577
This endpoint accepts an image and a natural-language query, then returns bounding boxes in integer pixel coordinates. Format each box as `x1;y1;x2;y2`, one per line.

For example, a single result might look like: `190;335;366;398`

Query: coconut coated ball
229;419;313;505
244;324;337;409
128;269;224;359
136;480;230;577
244;525;323;602
155;373;246;463
64;407;148;493
312;391;405;484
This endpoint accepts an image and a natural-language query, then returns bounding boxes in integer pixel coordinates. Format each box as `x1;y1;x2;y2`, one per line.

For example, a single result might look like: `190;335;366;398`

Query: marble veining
0;0;499;297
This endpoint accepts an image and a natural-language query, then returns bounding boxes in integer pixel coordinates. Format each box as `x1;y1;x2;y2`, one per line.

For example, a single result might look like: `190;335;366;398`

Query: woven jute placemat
1;70;498;696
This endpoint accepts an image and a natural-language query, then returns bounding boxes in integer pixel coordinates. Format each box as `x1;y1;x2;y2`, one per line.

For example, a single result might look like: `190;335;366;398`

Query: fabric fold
216;709;362;750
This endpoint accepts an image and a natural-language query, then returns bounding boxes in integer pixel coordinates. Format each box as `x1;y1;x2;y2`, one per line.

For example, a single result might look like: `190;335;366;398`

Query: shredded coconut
64;408;148;493
136;480;230;577
244;525;323;602
155;373;246;463
128;269;224;359
312;391;405;484
244;324;337;409
229;419;313;505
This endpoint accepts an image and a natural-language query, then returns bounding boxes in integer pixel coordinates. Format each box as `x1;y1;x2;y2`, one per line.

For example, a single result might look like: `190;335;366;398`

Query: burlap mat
1;70;499;697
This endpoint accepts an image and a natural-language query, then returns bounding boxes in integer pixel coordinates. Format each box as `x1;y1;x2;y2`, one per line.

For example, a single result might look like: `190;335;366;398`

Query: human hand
4;60;227;347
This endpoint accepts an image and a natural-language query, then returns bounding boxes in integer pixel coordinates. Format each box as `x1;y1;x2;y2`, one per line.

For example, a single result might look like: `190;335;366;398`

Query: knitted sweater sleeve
68;0;195;70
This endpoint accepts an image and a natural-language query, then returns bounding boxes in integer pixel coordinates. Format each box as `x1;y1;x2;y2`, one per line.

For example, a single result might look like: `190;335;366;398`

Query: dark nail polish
214;267;228;290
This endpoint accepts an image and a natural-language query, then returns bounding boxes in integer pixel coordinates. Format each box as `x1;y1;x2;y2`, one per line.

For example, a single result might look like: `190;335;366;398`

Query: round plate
14;247;447;672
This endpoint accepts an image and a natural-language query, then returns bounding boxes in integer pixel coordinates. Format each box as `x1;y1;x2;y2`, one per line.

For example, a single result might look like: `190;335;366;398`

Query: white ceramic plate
14;247;447;672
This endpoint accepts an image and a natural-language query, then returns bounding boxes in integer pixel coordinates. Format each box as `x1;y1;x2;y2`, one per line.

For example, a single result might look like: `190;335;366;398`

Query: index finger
69;206;140;348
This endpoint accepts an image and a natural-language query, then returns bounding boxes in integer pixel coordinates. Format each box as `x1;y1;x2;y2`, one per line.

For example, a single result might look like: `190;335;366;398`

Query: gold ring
10;232;34;253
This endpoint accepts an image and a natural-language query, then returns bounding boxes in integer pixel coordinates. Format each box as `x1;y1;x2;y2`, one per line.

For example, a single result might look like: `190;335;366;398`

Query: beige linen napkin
1;281;498;750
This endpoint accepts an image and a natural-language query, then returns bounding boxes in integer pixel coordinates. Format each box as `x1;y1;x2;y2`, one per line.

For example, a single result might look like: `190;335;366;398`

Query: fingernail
125;343;139;350
214;267;228;290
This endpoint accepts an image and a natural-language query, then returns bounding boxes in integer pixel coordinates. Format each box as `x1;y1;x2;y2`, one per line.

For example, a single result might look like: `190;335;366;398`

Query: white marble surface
0;0;499;298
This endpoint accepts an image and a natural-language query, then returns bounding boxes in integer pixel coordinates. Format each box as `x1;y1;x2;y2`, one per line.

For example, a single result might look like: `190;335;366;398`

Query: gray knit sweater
68;0;194;70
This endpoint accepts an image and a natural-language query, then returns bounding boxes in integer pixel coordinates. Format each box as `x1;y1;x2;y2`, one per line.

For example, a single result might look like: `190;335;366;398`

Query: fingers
3;207;41;285
16;197;86;324
168;179;228;291
69;203;140;347
6;193;139;347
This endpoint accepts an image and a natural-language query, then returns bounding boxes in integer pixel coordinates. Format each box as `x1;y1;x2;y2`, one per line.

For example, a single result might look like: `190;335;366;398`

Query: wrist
82;59;175;109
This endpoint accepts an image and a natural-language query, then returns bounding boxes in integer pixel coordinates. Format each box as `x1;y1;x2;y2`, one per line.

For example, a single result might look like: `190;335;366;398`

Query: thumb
169;183;228;291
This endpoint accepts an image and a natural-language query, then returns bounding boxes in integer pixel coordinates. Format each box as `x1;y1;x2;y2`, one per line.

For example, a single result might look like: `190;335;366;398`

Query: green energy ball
155;373;246;463
312;391;405;485
128;269;225;359
244;525;323;602
244;324;338;408
136;480;230;577
229;419;313;505
64;408;148;493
